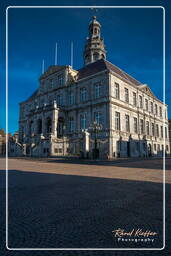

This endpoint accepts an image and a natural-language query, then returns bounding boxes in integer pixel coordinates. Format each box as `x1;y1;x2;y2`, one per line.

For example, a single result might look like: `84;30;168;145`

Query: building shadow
0;169;167;250
31;156;171;171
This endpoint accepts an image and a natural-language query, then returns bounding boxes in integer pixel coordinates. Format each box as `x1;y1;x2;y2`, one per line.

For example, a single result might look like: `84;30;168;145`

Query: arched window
93;52;99;61
46;117;52;133
37;119;42;134
101;54;105;59
29;120;33;136
57;117;65;137
94;28;97;34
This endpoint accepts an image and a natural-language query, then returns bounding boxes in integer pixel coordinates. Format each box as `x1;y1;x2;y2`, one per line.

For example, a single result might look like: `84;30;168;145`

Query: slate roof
27;89;39;101
77;59;142;86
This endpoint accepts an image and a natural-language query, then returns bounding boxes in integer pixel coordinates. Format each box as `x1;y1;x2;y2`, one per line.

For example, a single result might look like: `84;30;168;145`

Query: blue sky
0;0;171;134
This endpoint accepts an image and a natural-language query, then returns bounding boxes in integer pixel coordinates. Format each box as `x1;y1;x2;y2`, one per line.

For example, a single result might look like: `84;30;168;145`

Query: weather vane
90;5;98;15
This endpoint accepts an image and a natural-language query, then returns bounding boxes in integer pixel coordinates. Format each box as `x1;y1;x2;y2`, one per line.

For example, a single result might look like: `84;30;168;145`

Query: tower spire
83;16;106;66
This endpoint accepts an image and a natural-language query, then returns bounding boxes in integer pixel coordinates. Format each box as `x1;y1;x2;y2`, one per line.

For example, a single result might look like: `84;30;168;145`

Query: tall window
151;102;153;113
155;104;158;115
145;99;148;111
146;121;150;135
57;94;63;105
80;114;86;130
125;115;130;132
125;88;129;103
94;112;102;125
133;92;137;106
165;127;168;138
134;117;138;133
140;119;144;134
161;126;163;138
115;112;120;130
115;83;120;99
58;74;63;86
49;79;54;88
156;124;159;137
152;123;155;136
68;92;75;105
80;88;87;102
94;83;101;99
69;117;75;132
139;95;143;108
159;106;162;117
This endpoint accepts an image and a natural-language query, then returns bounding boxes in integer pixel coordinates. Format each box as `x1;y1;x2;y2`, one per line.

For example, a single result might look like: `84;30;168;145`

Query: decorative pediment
39;65;65;80
139;84;158;100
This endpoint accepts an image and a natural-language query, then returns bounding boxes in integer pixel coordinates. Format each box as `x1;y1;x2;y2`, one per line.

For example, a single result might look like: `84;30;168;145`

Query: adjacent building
16;16;170;158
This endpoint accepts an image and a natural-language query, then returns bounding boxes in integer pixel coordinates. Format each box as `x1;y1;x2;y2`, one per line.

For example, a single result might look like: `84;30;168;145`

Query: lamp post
88;121;103;159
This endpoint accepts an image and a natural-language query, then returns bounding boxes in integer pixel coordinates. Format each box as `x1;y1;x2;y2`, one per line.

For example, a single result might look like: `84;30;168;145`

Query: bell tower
83;16;106;66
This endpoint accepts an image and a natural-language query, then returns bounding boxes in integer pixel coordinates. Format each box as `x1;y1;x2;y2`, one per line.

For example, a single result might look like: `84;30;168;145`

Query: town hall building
13;16;170;158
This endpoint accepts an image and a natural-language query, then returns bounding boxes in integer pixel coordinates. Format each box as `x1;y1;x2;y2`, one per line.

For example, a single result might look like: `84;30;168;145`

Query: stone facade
16;16;170;159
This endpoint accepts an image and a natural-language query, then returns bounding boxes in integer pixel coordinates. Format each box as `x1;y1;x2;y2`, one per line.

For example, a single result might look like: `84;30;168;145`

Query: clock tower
83;16;106;66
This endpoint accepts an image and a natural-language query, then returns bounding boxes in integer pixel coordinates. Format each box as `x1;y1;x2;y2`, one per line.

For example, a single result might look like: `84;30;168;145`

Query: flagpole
71;41;73;67
55;42;57;65
42;59;45;74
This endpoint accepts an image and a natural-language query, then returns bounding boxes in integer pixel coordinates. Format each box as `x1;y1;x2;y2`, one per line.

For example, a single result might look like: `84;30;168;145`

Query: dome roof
89;16;101;27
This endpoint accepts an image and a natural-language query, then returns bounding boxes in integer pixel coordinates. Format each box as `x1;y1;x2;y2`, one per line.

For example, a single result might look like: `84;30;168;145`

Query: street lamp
88;121;103;159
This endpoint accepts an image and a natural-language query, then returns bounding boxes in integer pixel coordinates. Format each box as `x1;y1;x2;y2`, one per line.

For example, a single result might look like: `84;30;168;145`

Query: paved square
0;157;171;255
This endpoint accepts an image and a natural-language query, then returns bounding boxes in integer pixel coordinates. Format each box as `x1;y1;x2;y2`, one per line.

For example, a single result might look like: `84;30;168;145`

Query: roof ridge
104;59;142;85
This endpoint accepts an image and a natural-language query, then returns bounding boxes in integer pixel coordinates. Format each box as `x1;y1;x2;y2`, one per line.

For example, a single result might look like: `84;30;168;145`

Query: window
151;102;153;113
94;112;102;125
133;92;137;106
94;83;101;99
115;112;120;130
152;123;155;136
114;83;120;99
157;144;160;152
140;119;144;134
80;88;87;102
155;104;158;115
154;144;156;151
166;145;169;151
134;117;138;133
159;106;162;117
161;126;163;138
49;79;54;88
68;92;75;105
69;117;75;132
58;74;63;86
80;114;86;130
145;99;148;111
146;121;150;135
125;88;129;103
139;95;143;108
165;127;168;138
125;115;130;132
156;124;159;137
57;94;63;105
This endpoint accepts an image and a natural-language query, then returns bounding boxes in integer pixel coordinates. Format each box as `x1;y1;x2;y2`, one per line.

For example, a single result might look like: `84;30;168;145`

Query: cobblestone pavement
0;157;171;256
